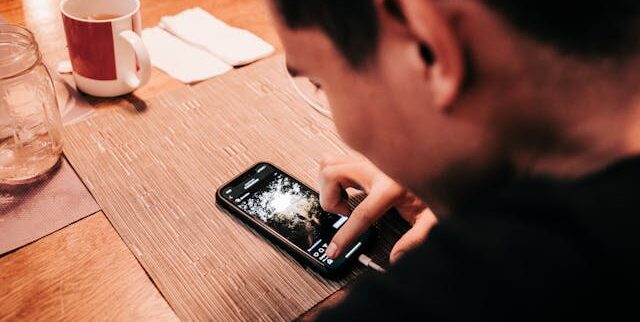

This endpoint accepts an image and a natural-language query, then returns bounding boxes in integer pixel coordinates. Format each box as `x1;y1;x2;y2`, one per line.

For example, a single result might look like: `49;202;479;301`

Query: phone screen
221;163;367;269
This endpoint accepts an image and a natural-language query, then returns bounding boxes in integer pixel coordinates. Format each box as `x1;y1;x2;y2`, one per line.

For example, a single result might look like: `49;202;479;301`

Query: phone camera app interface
223;164;354;267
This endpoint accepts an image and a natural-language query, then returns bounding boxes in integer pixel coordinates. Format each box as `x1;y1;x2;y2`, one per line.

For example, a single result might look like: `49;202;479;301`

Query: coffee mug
60;0;151;97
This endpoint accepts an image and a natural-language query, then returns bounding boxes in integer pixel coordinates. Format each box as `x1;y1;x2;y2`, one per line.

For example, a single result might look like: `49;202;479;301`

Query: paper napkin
159;7;275;66
142;27;232;84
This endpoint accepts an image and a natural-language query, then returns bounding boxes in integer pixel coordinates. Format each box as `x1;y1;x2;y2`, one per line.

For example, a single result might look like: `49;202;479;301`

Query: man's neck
513;101;640;180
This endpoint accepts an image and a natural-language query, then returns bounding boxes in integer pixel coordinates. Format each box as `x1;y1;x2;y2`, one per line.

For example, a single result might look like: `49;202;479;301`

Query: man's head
270;0;640;213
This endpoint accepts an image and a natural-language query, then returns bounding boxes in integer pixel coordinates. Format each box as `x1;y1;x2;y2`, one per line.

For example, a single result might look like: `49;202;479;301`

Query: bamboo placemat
62;55;406;321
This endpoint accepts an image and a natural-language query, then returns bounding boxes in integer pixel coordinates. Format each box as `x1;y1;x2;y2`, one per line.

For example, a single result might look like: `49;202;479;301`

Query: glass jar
0;24;63;185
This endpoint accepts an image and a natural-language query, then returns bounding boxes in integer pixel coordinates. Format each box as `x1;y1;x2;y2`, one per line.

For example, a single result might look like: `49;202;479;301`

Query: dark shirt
317;157;640;321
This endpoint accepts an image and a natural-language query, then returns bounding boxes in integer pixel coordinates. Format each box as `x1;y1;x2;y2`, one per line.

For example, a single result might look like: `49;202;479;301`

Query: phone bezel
215;162;371;276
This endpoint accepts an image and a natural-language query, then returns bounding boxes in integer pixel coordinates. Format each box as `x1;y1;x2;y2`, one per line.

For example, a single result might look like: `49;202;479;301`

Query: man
270;0;640;320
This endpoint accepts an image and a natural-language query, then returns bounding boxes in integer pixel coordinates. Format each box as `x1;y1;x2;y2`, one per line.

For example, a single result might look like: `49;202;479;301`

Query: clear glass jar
0;24;63;185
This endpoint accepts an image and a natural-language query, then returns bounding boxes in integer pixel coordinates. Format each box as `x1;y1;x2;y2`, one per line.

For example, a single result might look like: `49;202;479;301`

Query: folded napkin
159;7;275;66
0;157;100;255
142;27;232;84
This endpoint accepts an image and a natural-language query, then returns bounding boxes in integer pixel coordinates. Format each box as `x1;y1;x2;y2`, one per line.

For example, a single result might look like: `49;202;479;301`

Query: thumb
389;209;438;264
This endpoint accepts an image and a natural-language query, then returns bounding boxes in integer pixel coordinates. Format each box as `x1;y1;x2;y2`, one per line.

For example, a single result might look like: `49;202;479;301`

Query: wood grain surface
0;213;179;322
62;55;406;321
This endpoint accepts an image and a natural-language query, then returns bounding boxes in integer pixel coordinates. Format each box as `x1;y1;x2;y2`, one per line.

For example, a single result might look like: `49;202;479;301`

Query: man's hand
319;157;438;264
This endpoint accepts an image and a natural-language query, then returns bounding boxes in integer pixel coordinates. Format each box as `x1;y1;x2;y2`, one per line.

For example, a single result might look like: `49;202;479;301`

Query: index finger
325;187;397;259
318;162;371;215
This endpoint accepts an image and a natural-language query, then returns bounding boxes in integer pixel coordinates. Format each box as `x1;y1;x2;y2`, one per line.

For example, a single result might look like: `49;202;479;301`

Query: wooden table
0;1;343;320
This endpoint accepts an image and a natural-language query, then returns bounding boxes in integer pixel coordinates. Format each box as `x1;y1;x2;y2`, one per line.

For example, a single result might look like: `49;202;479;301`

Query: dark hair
274;0;640;67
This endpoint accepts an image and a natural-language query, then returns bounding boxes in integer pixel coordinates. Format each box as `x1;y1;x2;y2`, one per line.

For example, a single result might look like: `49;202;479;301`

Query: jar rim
0;23;40;80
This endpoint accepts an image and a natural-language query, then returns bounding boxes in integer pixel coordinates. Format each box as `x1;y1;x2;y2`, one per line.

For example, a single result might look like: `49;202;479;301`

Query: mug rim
60;0;140;24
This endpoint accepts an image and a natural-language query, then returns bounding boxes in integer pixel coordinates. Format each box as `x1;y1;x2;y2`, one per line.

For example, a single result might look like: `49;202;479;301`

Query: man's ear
388;0;464;111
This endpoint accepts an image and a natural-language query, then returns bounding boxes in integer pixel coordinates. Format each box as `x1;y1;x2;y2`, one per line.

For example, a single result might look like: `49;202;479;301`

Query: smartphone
216;162;372;276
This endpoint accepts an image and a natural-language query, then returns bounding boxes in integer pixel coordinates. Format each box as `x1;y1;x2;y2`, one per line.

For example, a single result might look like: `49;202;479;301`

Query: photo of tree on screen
238;173;343;250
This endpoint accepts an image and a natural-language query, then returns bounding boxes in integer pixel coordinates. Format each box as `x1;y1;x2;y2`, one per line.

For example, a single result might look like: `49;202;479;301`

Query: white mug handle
119;30;151;90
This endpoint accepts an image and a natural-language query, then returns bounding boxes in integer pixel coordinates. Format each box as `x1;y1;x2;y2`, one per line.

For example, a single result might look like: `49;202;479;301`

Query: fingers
319;179;351;216
320;156;407;259
326;187;397;259
319;156;437;264
318;159;371;215
389;209;438;264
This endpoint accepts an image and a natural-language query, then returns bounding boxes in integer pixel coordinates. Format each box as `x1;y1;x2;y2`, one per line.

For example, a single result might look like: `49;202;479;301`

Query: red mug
61;0;151;97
